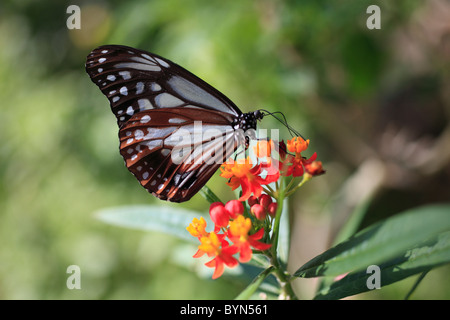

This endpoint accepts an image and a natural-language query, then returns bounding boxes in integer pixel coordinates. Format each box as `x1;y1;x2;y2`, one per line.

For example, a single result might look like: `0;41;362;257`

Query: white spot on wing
155;57;170;68
141;54;157;63
144;140;162;151
98;58;106;63
98;68;103;73
112;96;120;103
138;99;153;110
134;130;144;140
114;62;160;72
101;50;108;53
168;118;187;124
144;127;176;140
136;82;144;95
119;71;131;80
150;83;162;92
131;56;156;65
135;145;142;153
155;92;184;108
142;172;149;179
140;115;151;123
107;75;116;81
120;86;128;96
126;106;134;116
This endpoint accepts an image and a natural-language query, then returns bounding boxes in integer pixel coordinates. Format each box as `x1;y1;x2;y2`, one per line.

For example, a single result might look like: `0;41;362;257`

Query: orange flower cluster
219;157;279;201
283;137;324;177
220;137;324;201
187;200;271;279
187;136;324;279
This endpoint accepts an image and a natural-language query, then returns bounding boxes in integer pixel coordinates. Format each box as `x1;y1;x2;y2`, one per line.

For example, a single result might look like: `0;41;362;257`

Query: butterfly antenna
259;109;306;140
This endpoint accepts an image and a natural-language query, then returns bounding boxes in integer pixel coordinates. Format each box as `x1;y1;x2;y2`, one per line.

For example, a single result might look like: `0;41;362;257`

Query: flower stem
268;249;298;299
270;185;284;258
263;185;275;198
267;178;298;299
285;174;311;198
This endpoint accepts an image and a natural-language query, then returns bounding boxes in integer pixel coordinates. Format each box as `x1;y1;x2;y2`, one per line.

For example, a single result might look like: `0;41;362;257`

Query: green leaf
96;205;211;244
314;230;450;299
199;186;222;204
294;204;450;278
234;266;275;300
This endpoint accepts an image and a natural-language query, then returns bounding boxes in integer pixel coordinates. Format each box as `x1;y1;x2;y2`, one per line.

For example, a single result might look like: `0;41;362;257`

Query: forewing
85;45;241;128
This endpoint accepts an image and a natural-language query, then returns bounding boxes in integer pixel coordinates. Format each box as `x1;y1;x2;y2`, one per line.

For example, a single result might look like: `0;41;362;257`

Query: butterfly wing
119;107;240;202
85;45;241;127
86;45;245;202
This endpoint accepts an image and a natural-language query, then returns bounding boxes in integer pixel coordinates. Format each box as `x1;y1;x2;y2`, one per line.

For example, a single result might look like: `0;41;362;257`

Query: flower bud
225;200;244;218
248;195;259;207
209;202;229;228
251;204;267;220
259;194;272;209
267;203;278;217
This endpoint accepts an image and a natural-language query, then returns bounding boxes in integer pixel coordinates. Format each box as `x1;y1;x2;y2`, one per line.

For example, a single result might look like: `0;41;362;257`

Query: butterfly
85;45;272;202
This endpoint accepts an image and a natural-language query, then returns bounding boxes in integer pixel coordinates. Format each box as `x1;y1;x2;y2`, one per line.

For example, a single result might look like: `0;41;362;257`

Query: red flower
188;135;324;279
287;137;309;154
286;155;304;177
303;158;325;176
195;232;239;279
220;157;279;201
224;200;244;218
282;137;325;178
227;215;271;262
209;202;231;228
209;200;244;229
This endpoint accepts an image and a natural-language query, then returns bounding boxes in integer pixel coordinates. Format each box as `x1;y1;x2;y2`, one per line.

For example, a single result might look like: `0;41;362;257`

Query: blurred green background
0;0;449;299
